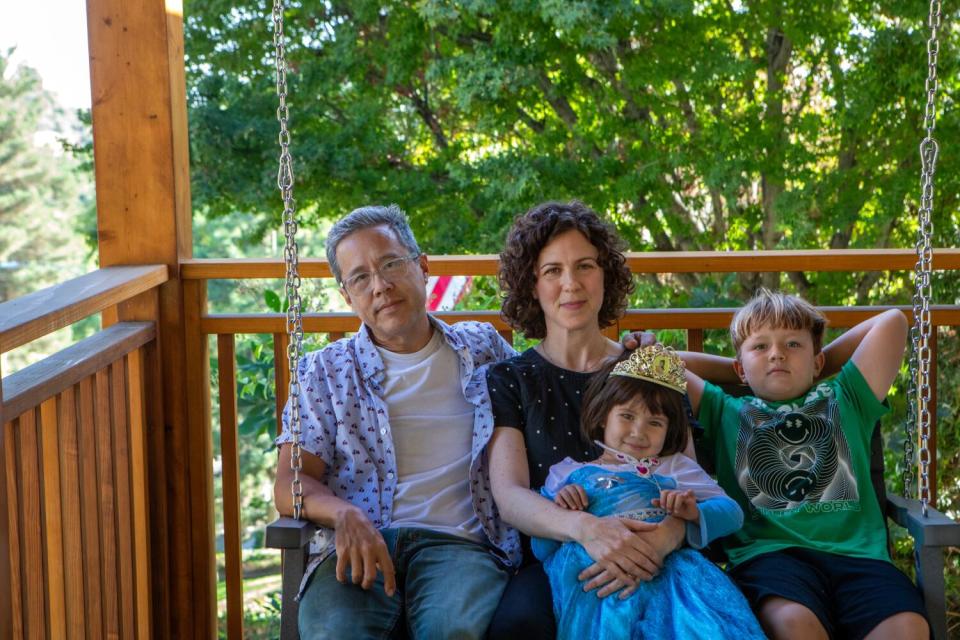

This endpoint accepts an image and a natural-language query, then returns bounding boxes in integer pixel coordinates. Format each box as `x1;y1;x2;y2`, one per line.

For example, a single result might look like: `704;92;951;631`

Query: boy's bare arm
680;351;740;384
678;354;707;415
823;309;908;400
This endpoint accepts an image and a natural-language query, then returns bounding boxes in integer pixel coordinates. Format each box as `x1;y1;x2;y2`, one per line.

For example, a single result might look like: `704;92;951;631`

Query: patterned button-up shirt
276;316;522;588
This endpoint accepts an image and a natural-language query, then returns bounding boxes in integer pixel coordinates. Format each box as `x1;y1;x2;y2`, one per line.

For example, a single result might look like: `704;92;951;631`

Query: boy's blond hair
731;289;828;355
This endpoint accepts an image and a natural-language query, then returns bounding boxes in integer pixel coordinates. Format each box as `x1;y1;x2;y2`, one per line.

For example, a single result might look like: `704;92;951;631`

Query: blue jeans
298;528;510;640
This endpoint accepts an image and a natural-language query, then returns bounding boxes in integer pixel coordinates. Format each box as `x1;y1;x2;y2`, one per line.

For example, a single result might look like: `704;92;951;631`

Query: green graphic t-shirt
698;361;890;567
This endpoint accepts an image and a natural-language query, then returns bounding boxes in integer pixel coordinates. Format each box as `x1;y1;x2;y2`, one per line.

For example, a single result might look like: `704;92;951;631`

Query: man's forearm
275;472;358;528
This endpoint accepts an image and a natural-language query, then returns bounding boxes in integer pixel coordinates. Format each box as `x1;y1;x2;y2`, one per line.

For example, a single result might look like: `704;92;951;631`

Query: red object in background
426;275;472;311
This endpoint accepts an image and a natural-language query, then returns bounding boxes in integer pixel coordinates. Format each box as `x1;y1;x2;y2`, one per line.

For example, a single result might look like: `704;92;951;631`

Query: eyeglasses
341;253;420;295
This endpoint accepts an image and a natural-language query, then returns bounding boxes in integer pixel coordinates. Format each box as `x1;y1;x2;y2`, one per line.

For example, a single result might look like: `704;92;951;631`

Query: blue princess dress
534;452;765;640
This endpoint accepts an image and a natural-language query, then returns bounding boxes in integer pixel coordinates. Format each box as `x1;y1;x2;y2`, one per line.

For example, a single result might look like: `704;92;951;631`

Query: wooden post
85;0;214;636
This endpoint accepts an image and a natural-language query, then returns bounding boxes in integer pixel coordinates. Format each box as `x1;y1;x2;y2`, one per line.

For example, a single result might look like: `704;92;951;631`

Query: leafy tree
184;0;959;304
0;49;92;303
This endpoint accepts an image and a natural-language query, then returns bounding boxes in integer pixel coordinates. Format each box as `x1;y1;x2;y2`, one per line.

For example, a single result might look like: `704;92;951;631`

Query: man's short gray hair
325;204;421;283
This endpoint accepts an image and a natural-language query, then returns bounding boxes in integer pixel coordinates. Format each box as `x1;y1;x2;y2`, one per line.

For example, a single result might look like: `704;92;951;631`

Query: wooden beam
179;248;960;280
182;279;216;635
86;0;205;633
195;306;960;336
0;266;166;354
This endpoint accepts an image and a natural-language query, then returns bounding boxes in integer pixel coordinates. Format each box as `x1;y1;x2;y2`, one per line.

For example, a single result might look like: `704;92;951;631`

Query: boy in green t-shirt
682;290;928;640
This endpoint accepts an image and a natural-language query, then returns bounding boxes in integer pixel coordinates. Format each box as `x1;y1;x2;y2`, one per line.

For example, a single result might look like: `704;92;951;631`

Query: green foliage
181;1;960;627
0;50;98;373
184;1;959;303
0;49;93;302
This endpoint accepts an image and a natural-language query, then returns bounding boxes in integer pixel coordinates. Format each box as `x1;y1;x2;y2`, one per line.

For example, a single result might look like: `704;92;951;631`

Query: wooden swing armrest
266;517;317;550
885;494;960;547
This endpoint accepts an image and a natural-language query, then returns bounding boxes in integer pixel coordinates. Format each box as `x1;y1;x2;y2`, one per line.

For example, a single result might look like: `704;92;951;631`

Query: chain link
272;0;305;521
903;0;941;518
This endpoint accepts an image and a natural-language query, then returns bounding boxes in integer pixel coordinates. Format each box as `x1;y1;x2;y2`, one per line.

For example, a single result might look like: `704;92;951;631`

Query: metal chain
903;0;941;518
272;0;305;521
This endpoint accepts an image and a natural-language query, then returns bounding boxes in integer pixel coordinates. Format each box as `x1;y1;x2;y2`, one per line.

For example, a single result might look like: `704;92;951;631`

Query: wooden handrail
198;306;960;336
1;322;155;422
180;249;960;280
0;266;167;354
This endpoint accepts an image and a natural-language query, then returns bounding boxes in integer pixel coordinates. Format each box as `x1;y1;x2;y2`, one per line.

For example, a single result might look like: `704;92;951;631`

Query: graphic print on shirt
734;395;859;515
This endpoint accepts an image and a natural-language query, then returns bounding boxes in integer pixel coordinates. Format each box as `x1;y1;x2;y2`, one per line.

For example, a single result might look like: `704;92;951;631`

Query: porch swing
263;1;960;639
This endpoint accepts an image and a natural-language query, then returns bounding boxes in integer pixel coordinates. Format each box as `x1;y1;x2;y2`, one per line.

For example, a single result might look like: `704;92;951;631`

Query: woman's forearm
494;483;593;542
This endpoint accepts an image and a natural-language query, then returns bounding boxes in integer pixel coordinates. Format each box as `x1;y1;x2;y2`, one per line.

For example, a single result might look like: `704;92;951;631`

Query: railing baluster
218;334;245;640
39;397;67;639
78;376;104;636
686;329;704;352
94;369;121;638
274;332;290;437
111;360;136;640
19;409;46;638
58;386;86;639
126;348;152;640
2;418;24;638
928;329;938;508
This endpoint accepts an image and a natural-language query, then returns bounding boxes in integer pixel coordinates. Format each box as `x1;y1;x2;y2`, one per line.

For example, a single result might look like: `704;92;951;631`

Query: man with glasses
274;204;521;639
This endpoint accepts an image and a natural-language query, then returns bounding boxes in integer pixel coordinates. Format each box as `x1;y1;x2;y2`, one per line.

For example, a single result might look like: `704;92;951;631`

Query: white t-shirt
377;329;484;542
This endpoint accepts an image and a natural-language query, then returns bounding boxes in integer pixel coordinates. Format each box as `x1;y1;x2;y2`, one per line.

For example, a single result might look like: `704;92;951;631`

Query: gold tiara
610;344;687;393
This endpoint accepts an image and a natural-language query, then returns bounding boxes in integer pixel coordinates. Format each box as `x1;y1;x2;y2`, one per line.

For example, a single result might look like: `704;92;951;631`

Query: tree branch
395;82;448;150
537;73;578;126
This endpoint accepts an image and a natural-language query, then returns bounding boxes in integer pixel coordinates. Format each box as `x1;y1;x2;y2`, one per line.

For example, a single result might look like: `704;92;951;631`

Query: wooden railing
181;248;960;639
0;265;167;639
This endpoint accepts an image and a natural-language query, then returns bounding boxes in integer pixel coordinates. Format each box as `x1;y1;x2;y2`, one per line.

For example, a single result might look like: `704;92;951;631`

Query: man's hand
654;489;700;523
621;330;657;350
333;506;397;597
554;484;589;511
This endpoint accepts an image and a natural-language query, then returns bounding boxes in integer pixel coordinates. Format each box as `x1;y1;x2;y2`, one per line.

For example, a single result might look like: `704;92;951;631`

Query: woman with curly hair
485;201;689;639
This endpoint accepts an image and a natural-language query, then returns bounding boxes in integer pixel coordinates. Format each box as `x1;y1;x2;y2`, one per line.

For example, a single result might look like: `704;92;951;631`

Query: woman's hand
554;484;589;510
577;515;686;597
575;516;663;591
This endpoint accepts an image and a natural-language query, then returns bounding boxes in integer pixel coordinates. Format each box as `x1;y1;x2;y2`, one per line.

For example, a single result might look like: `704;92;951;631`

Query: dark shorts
729;547;927;640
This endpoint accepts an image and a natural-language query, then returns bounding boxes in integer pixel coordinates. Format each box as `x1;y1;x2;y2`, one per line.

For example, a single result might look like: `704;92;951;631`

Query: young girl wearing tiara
533;345;764;639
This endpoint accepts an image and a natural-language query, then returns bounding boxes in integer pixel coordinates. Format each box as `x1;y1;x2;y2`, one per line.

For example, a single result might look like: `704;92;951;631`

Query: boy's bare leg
758;596;828;640
863;612;928;640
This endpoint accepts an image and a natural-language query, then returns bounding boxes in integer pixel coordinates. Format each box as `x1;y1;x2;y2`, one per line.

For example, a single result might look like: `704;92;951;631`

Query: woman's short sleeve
486;360;525;430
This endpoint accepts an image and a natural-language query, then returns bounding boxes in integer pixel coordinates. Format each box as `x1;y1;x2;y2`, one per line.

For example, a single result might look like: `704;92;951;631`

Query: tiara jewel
610;344;687;393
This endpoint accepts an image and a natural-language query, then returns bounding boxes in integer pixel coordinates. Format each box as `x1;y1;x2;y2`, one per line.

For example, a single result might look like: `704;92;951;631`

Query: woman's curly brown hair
498;200;634;339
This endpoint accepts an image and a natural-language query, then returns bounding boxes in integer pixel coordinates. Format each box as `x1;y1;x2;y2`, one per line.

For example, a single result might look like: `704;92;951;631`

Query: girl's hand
654;489;699;523
554;484;589;510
